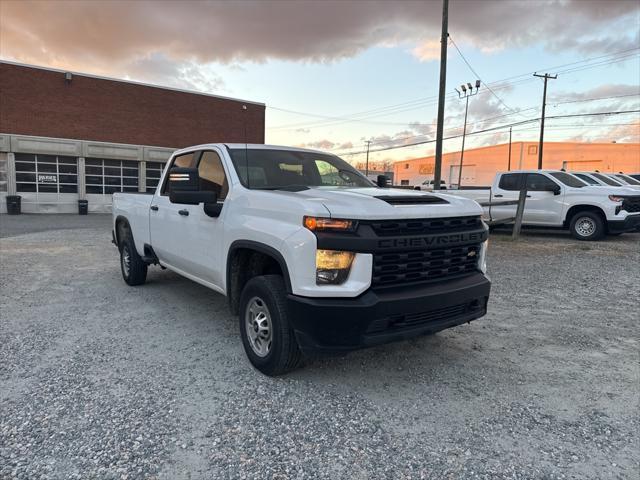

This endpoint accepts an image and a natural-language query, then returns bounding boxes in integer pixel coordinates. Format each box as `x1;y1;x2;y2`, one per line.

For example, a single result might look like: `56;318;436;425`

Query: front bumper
608;214;640;233
287;272;491;355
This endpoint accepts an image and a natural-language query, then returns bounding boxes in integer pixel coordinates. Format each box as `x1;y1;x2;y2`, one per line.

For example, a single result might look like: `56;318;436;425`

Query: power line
449;35;523;117
333;109;640;156
266;47;640;131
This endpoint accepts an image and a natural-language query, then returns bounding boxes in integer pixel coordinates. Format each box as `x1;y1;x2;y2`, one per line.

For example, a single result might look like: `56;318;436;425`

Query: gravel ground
1;214;638;480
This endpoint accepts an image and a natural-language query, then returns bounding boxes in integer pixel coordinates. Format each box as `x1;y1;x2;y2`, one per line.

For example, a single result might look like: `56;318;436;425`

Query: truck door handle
526;195;531;198
178;209;189;216
494;194;503;198
150;205;159;211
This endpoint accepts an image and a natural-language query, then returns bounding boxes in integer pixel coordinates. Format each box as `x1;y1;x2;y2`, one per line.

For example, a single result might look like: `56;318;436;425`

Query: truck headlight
608;195;624;203
316;250;355;285
478;240;488;274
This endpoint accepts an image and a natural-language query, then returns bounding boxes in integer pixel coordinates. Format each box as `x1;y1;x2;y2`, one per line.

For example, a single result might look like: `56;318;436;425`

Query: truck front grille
622;196;640;213
372;243;481;287
368;216;482;236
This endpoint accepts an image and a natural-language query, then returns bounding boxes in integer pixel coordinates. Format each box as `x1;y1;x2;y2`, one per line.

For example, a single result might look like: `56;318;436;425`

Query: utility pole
507;126;512;171
433;0;449;190
533;72;557;169
364;140;372;177
455;80;480;188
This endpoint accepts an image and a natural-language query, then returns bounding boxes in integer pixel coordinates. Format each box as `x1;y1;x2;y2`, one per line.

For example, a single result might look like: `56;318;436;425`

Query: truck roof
173;143;335;157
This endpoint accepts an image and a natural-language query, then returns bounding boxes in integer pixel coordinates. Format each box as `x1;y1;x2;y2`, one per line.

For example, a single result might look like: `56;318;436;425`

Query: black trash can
78;199;88;215
6;195;21;215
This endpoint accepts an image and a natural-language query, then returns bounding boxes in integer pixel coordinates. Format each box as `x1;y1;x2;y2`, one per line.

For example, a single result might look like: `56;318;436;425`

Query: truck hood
269;186;483;220
580;185;640;196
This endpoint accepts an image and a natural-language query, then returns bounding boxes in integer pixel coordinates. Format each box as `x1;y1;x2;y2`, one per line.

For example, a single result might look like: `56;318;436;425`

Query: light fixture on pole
454;79;480;188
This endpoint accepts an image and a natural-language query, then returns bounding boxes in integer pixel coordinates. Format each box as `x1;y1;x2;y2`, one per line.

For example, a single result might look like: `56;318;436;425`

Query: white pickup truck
445;170;640;240
112;144;491;375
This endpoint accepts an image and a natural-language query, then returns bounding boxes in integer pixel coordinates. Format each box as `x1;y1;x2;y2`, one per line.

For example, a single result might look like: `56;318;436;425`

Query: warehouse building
393;141;640;187
0;61;265;213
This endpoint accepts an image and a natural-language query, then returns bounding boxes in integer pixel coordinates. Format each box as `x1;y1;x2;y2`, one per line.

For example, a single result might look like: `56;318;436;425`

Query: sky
1;0;639;168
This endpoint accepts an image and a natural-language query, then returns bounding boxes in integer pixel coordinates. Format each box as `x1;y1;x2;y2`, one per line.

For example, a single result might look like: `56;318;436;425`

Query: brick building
0;61;265;213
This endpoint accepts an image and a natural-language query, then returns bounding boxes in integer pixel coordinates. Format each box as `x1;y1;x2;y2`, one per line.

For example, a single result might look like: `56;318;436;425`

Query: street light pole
455;80;480;188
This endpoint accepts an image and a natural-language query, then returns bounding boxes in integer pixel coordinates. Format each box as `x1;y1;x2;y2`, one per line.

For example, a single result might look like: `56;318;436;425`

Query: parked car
570;172;616;186
442;170;640;240
414;179;448;190
609;173;640;189
112;144;491;375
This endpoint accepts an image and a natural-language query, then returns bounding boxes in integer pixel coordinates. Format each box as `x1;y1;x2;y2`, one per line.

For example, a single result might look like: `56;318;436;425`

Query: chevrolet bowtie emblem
467;250;477;257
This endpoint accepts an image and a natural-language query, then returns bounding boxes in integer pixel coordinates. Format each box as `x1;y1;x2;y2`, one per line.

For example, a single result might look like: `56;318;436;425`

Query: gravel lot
1;214;638;480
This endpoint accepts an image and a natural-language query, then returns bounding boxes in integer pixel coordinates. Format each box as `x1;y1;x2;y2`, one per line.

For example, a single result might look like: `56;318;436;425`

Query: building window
146;162;165;193
404;163;409;169
15;153;78;193
400;179;409;185
85;158;139;194
0;153;7;192
528;145;538;155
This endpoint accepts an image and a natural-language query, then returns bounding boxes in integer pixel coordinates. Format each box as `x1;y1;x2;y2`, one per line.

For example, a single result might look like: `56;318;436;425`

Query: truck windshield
548;172;587;188
227;148;373;189
591;172;622;186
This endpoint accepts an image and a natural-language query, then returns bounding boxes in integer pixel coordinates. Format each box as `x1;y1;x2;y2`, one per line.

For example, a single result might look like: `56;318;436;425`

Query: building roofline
393;140;640;165
0;59;265;107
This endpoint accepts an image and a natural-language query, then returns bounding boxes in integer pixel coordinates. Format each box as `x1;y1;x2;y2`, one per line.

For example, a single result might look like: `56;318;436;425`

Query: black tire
119;227;147;286
569;211;605;241
239;275;302;376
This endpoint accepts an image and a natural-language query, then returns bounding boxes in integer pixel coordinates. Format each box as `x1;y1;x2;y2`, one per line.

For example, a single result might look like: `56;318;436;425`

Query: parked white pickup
442;170;640;240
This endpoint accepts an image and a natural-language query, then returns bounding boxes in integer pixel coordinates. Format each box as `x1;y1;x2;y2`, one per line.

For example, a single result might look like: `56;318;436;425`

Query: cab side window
498;173;523;191
161;152;195;196
526;173;558;191
198;151;228;200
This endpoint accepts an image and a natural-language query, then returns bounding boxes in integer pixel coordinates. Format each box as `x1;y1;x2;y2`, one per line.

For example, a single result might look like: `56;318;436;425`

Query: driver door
523;173;564;225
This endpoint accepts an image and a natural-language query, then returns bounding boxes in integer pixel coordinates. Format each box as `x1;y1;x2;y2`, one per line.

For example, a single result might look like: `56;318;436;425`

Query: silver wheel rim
122;246;131;277
245;297;272;357
576;217;596;237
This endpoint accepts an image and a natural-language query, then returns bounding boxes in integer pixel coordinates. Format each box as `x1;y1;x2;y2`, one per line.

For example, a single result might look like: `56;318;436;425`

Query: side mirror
550;184;561;195
376;175;389;188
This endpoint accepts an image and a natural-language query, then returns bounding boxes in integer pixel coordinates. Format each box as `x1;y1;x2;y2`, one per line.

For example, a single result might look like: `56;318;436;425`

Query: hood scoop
374;195;449;206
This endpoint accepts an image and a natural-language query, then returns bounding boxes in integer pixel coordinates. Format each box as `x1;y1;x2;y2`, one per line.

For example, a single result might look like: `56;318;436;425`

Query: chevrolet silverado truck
112;144;490;375
444;170;640;240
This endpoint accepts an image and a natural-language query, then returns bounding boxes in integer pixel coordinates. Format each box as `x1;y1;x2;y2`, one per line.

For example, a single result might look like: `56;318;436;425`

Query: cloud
1;0;637;71
124;54;226;92
549;84;640;103
412;40;441;62
301;139;336;150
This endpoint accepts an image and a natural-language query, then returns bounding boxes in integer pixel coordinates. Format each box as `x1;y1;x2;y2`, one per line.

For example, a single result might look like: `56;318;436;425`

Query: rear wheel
569;211;605;241
119;227;147;286
239;275;302;376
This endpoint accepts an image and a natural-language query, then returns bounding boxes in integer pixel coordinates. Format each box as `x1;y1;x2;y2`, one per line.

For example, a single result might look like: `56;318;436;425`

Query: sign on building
37;174;58;183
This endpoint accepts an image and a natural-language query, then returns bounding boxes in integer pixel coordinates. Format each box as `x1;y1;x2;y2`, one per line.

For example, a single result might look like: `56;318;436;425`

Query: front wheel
569;211;605;241
239;275;302;376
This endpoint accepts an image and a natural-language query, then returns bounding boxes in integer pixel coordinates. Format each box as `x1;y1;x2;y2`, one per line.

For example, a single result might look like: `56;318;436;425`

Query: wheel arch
226;240;293;315
114;215;131;247
564;204;606;227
